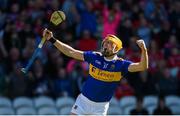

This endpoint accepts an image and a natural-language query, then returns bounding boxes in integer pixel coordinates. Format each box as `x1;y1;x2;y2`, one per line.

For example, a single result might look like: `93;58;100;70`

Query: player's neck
104;54;117;61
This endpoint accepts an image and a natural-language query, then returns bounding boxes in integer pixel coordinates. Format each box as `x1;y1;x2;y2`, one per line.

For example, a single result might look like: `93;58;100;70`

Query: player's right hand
136;39;147;51
43;28;53;40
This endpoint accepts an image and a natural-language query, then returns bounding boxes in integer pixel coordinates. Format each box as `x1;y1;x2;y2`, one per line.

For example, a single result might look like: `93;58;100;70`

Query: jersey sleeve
121;60;133;73
83;51;95;63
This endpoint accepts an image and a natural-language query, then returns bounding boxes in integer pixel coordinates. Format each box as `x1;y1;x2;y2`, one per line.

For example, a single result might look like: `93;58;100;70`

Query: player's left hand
136;40;147;51
43;28;53;40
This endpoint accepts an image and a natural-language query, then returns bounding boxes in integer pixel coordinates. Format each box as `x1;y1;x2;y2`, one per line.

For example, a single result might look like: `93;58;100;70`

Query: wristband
49;37;57;44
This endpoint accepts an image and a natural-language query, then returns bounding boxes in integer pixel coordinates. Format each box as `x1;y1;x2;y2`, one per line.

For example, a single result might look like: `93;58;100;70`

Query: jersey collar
104;55;118;61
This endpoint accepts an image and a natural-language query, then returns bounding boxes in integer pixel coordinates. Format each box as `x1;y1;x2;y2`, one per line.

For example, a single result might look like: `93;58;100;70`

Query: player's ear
114;46;119;53
113;45;119;53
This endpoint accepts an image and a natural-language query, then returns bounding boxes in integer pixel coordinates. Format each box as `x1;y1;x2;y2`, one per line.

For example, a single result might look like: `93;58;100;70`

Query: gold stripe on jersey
89;64;122;82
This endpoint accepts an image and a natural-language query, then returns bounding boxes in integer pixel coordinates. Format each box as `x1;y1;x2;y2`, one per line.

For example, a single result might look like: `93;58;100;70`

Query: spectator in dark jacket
130;96;148;115
153;95;172;115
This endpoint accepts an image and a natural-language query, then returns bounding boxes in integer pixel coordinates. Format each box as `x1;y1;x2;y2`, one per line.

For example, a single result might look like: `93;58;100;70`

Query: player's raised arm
128;40;148;72
43;28;84;61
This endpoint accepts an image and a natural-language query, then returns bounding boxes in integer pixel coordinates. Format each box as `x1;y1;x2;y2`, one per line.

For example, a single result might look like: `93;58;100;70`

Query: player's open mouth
102;48;113;57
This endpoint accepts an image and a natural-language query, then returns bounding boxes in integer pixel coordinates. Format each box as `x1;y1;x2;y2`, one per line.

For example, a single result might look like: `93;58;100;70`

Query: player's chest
91;58;120;72
89;60;122;82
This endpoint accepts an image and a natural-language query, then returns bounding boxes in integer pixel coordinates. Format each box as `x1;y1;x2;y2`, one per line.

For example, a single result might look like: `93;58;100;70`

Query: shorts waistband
80;93;109;106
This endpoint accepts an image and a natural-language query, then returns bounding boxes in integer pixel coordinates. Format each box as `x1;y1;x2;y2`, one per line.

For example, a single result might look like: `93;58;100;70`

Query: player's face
102;40;116;57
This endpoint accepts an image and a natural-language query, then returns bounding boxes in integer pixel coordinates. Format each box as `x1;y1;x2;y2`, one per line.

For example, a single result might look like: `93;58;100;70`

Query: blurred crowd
0;0;179;102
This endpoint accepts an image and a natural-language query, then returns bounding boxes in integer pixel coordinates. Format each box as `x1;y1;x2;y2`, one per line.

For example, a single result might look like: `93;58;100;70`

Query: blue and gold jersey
82;51;132;102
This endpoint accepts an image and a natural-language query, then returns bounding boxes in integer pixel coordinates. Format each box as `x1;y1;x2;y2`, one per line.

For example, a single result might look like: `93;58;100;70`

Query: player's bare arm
128;40;148;72
43;28;84;61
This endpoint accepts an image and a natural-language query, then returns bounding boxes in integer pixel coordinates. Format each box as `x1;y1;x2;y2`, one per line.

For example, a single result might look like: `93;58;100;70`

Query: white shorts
71;94;109;115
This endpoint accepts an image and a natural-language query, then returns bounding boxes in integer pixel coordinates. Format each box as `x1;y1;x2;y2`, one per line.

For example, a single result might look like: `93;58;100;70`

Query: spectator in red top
76;30;98;51
168;47;180;68
92;0;104;13
167;47;179;78
164;35;178;59
148;40;163;74
125;37;141;62
115;78;134;100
